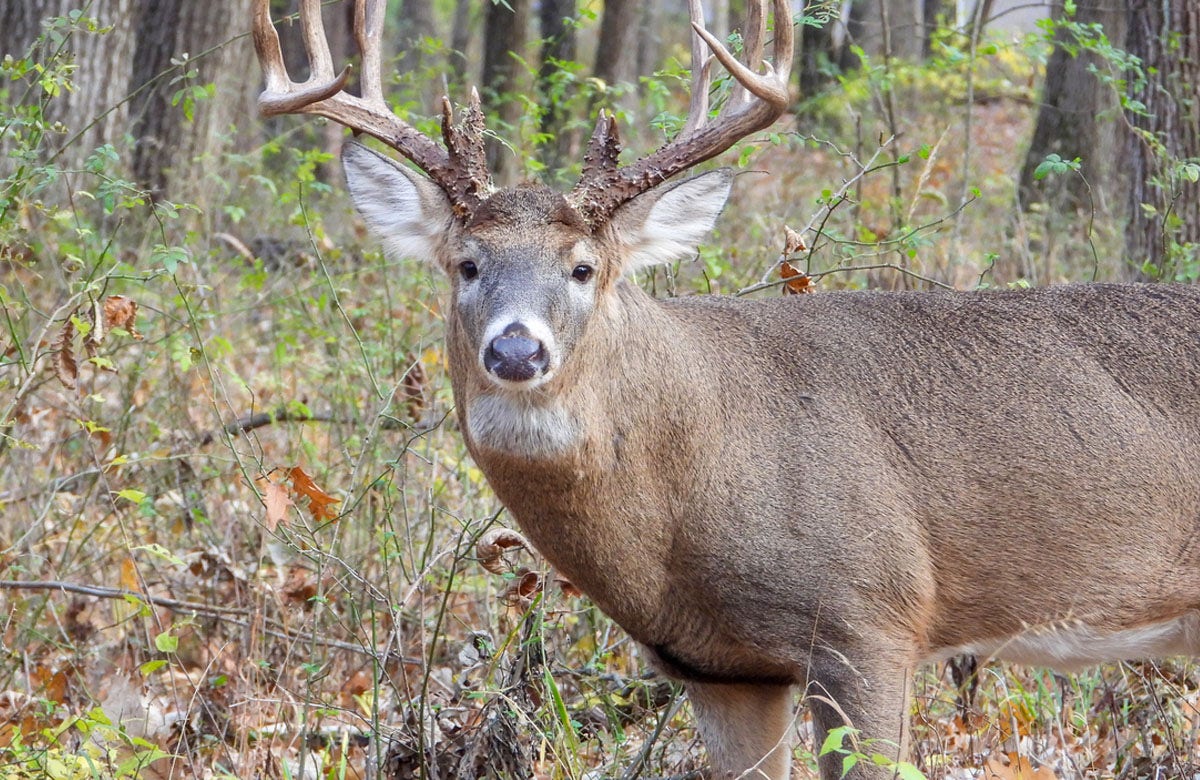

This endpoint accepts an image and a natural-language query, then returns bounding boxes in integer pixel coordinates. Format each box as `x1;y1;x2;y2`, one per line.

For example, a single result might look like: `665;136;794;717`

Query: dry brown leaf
477;527;531;574
103;295;143;340
982;753;1059;780
501;569;542;608
119;557;140;591
783;225;807;254
780;261;815;295
287;466;340;522
554;573;582;598
402;353;426;422
281;565;319;605
53;319;78;389
258;477;294;531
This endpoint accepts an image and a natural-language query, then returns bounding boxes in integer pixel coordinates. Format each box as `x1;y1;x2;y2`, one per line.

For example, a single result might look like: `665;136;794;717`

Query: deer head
252;0;792;453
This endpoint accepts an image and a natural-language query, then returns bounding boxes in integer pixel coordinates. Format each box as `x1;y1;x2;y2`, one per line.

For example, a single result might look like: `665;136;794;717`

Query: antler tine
356;0;385;105
570;0;793;228
680;0;713;138
252;0;490;217
729;0;766;112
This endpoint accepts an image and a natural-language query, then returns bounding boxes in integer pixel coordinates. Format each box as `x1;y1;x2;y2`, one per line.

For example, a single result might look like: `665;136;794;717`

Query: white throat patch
466;393;580;458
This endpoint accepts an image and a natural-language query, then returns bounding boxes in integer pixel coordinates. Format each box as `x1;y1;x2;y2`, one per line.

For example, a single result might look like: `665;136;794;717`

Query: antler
252;0;492;218
569;0;794;228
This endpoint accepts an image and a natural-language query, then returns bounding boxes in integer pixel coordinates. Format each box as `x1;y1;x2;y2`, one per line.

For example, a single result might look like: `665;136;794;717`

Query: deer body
341;144;1200;776
253;1;1200;775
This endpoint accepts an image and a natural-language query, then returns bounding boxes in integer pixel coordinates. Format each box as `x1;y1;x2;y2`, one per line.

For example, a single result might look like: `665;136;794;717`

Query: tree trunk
127;0;256;203
537;0;579;176
0;0;138;171
397;0;439;107
851;0;926;60
449;0;474;86
1125;0;1200;279
593;0;639;89
796;0;859;101
482;0;531;183
1018;0;1126;213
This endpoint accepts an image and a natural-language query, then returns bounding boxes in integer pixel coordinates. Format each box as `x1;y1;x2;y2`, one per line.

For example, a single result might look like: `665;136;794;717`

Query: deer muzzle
483;323;550;384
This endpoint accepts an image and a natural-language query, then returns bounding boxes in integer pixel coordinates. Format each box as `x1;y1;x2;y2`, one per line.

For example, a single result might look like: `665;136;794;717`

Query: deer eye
571;264;594;283
458;260;478;280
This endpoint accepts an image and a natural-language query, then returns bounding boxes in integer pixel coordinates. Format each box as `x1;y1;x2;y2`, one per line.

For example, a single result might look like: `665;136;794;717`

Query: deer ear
609;169;734;274
342;142;454;265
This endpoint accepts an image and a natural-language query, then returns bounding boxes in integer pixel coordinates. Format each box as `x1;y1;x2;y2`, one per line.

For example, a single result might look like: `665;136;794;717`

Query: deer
252;1;1200;778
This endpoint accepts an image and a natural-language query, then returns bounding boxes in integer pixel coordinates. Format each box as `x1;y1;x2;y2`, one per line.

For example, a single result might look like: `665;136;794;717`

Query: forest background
1;0;1199;778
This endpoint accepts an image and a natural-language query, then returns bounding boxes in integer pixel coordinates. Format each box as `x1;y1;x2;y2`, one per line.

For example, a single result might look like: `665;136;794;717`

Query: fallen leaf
287;466;340;522
982;752;1059;780
501;569;542;608
120;557;140;591
554;573;582;598
402;353;426;422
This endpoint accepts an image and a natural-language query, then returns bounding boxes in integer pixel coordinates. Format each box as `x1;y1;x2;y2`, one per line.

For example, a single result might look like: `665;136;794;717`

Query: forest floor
3;31;1198;780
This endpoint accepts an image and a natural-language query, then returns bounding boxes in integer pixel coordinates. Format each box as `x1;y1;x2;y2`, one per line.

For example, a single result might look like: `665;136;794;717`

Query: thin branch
0;579;419;662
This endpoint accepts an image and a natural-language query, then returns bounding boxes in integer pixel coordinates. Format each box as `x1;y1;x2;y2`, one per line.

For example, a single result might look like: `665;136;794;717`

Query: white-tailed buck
253;1;1200;777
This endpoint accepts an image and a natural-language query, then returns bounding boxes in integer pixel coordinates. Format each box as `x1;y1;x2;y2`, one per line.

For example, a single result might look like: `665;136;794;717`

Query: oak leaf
257;476;294;531
780;260;815;295
287;466;340;522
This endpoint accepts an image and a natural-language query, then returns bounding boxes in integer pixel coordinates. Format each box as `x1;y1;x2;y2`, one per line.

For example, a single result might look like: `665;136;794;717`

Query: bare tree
537;0;579;175
1018;0;1127;213
129;0;256;200
593;0;639;89
1125;0;1200;279
0;0;138;171
481;0;531;183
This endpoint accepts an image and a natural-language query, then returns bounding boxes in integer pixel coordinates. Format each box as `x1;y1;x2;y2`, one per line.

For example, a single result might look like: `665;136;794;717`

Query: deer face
342;142;733;396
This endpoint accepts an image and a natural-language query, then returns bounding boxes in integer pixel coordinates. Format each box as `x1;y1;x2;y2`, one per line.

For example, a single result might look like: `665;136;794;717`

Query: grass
1;12;1196;780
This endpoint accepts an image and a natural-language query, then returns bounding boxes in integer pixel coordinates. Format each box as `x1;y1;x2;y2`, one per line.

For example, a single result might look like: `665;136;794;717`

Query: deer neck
451;282;700;637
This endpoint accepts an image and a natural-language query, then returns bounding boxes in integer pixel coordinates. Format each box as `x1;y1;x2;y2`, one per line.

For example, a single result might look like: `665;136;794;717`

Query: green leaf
820;725;853;755
115;489;147;504
154;631;179;653
140;660;167;676
133;543;185;567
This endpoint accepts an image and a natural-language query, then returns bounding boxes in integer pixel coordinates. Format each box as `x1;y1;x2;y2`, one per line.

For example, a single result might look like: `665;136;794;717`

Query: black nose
484;324;549;382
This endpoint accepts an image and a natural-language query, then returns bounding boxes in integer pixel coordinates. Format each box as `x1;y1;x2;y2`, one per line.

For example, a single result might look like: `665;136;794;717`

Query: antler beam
569;0;794;228
252;0;492;218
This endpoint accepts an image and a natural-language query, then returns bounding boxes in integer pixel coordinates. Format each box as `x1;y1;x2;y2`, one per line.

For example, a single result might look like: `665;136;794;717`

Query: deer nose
483;323;549;383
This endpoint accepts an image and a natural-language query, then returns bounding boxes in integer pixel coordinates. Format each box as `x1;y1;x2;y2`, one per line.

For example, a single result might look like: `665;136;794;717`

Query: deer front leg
684;680;795;779
805;642;913;780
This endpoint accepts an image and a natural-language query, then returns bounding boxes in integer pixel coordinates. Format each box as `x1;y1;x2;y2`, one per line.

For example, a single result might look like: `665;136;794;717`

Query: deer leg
684;680;795;780
804;642;913;780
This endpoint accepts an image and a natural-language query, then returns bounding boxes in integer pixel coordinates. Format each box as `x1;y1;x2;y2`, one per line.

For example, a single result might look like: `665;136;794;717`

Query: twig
0;579;419;663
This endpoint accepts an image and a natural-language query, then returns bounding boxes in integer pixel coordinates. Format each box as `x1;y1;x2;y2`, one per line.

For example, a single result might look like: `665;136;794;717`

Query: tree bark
593;0;639;89
0;0;138;171
482;0;531;183
851;0;926;61
1018;0;1127;213
127;0;256;202
537;0;579;175
1125;0;1200;279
